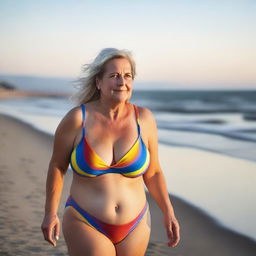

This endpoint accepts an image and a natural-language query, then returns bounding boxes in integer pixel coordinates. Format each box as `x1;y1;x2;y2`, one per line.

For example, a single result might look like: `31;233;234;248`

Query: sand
0;113;256;256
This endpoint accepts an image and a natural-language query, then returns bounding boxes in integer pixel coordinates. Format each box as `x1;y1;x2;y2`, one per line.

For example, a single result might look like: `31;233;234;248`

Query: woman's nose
117;75;125;86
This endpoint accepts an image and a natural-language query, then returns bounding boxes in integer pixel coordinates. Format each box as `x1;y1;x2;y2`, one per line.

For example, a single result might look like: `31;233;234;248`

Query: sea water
1;90;256;162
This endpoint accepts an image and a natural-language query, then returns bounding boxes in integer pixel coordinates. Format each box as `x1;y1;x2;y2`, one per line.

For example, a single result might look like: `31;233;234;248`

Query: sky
0;0;256;89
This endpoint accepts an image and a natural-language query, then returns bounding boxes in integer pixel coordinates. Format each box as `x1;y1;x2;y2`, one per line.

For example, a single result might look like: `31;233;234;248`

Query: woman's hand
164;213;180;247
41;214;60;247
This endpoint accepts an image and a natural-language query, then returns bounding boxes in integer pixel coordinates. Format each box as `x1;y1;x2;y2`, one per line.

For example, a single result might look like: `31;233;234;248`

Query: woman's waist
68;182;147;224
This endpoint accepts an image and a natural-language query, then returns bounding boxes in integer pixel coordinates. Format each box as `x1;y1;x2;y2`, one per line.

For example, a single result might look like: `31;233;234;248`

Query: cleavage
86;134;139;166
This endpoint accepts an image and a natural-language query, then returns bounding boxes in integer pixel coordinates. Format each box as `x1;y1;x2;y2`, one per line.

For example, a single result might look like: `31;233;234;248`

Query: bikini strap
80;104;86;136
133;104;141;135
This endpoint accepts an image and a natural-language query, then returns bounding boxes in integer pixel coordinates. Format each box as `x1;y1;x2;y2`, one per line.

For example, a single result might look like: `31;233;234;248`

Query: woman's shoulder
65;105;82;121
135;105;154;120
57;105;83;132
135;105;156;127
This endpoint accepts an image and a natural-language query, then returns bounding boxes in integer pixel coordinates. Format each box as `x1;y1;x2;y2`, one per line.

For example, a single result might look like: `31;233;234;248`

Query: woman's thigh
115;209;151;256
62;207;116;256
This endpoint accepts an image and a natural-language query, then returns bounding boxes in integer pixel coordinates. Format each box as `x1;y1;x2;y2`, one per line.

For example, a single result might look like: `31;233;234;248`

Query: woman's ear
95;77;100;90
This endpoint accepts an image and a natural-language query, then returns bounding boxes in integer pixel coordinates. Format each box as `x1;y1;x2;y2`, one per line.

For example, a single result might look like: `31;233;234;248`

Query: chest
86;120;140;166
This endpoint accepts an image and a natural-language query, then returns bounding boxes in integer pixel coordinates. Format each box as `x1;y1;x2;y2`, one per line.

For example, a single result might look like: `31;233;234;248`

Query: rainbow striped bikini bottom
65;195;148;244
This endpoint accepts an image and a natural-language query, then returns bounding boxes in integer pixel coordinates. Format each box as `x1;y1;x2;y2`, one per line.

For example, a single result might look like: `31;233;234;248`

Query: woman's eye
110;73;132;79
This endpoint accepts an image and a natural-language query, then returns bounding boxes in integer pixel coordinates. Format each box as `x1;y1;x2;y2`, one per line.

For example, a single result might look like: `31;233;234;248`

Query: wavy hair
70;48;136;105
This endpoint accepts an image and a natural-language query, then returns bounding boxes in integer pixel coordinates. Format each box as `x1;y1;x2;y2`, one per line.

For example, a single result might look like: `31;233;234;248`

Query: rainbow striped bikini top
70;104;150;178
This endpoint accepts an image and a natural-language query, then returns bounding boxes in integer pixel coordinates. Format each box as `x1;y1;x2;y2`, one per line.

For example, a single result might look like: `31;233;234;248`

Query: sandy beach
1;113;256;256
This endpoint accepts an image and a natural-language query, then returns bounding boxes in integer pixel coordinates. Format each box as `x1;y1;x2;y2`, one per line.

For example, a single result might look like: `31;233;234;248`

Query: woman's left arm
141;107;180;247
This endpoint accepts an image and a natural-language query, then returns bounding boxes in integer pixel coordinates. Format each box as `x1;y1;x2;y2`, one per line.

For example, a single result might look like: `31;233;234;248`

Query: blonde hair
70;48;136;105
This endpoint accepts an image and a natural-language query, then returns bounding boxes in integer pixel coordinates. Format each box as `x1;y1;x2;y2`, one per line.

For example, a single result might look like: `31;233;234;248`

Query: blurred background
0;0;255;255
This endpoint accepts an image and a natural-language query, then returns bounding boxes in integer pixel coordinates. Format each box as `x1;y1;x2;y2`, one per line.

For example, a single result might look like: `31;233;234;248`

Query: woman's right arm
41;107;81;247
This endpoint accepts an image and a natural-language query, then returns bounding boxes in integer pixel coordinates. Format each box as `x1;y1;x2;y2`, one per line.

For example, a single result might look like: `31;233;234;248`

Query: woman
41;48;180;256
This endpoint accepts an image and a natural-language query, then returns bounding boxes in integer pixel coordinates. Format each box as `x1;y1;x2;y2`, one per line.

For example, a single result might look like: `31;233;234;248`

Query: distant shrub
0;81;16;90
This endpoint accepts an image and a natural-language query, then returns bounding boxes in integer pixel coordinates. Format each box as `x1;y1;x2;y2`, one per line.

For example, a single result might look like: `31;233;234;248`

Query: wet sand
0;114;256;256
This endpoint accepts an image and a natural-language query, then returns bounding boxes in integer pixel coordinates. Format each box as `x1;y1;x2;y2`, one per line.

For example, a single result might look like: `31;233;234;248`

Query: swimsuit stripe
65;196;106;234
69;104;150;178
122;150;150;177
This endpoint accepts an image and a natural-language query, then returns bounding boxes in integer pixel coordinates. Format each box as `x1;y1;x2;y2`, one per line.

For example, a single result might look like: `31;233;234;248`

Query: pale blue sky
0;0;255;88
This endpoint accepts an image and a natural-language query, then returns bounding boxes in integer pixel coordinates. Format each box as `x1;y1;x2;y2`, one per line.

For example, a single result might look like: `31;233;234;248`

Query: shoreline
0;113;256;255
0;89;70;99
159;138;256;163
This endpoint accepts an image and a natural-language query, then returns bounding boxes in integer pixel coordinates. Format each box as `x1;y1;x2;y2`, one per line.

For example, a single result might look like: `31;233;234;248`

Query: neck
97;98;129;121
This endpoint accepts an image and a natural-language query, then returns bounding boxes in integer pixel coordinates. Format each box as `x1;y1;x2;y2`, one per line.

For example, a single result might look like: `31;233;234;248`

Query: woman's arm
141;107;180;247
41;107;81;247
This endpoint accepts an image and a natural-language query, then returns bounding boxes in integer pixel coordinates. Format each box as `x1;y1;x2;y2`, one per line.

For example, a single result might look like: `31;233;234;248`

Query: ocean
1;75;256;241
1;89;256;162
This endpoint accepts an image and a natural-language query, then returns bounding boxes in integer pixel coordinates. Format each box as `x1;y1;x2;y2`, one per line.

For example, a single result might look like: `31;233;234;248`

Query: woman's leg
62;207;116;256
115;209;151;256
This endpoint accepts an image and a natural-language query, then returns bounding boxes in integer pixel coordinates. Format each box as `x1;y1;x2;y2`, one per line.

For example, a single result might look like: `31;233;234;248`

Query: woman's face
96;58;133;103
